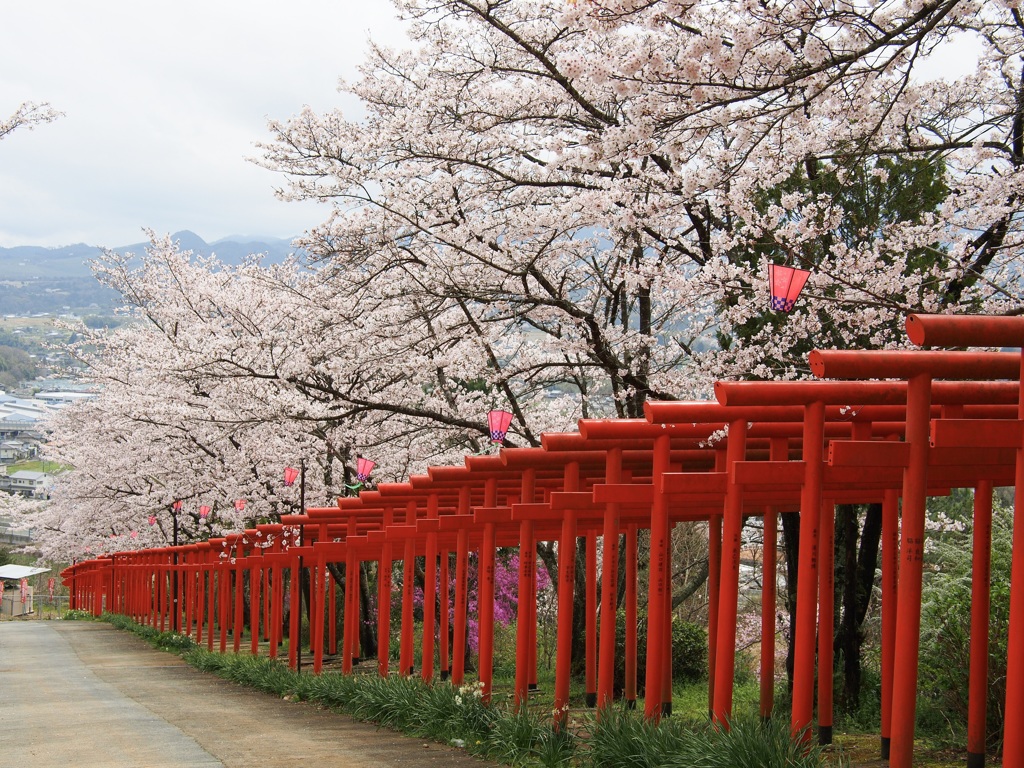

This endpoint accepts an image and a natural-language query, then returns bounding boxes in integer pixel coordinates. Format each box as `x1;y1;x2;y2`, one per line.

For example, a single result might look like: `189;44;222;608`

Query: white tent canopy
0;565;50;580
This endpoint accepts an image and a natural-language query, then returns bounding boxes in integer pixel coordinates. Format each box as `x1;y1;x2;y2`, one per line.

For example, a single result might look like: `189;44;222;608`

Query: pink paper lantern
488;409;514;444
234;499;246;512
768;263;811;312
283;466;299;486
147;515;157;526
356;457;376;482
199;505;211;519
172;500;182;512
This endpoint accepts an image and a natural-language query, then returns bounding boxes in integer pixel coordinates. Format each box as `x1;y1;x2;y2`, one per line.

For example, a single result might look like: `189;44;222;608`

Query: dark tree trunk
833;503;882;712
781;503;881;709
571;539;588;676
358;562;377;657
327;561;346;646
781;511;801;692
536;538;593;678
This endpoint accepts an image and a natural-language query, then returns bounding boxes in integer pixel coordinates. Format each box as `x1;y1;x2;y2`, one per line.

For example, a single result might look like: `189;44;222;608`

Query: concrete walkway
0;621;491;768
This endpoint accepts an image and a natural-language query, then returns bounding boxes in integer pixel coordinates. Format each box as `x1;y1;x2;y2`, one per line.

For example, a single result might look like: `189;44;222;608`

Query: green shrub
155;631;196;652
531;725;577;768
615;611;708;696
485;706;545;765
918;505;1012;753
588;709;837;768
662;717;842;768
587;704;689;767
672;618;708;684
61;609;95;621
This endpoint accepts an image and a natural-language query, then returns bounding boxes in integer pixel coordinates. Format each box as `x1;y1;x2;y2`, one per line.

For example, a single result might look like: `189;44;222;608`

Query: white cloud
0;0;405;247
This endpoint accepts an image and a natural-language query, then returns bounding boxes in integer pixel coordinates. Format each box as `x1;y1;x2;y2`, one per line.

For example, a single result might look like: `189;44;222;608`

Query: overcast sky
0;0;406;248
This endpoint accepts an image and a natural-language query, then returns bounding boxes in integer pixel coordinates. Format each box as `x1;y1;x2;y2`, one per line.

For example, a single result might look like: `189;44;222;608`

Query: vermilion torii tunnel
62;313;1024;768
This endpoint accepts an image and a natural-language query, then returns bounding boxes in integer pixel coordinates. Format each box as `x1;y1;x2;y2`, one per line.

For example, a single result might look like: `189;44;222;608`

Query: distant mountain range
0;231;303;316
0;231;301;281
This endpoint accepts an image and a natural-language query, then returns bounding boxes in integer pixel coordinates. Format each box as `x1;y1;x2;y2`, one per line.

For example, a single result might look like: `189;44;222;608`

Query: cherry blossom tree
260;0;1021;388
1;101;60;143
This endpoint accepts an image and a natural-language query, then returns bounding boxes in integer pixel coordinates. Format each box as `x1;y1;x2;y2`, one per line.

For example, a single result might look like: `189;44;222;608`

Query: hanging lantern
356;457;376;482
488;409;514;444
147;515;157;526
768;263;811;312
283;466;299;486
172;500;182;512
199;505;211;519
234;499;246;512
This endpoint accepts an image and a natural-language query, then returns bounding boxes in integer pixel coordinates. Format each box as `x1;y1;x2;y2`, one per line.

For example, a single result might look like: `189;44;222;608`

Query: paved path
0;621;491;768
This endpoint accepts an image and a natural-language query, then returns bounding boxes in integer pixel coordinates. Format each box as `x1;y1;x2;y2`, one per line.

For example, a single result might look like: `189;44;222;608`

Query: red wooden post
625;524;638;707
263;561;272;642
269;563;281;659
597;448;622;710
183;553;194;638
158;556;168;632
554;461;580;729
880;488;899;759
439;547;451;680
343;515;358;671
968;480;993;768
96;561;106;617
140;557;147;625
400;500;417;676
707;512;721;714
165;554;172;631
422;493;440;682
760;504;777;721
143;556;150;625
817;497;836;745
377;507;394;677
312;554;325;672
585;529;598;707
329;566;337;656
528;512;539;693
190;553;201;639
195;554;206;646
343;548;357;674
759;436;785;720
221;558;231;654
136;560;143;623
232;556;245;653
251;555;262;655
353;558;362;662
889;372;932;768
791;400;825;739
515;468;537;710
644;435;671;720
663;526;674;716
712;417;749;723
1003;351;1024;767
452;487;470;685
478;478;498;701
207;551;217;652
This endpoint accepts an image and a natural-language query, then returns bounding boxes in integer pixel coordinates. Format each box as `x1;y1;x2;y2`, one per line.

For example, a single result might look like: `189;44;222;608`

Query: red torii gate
62;313;1024;768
